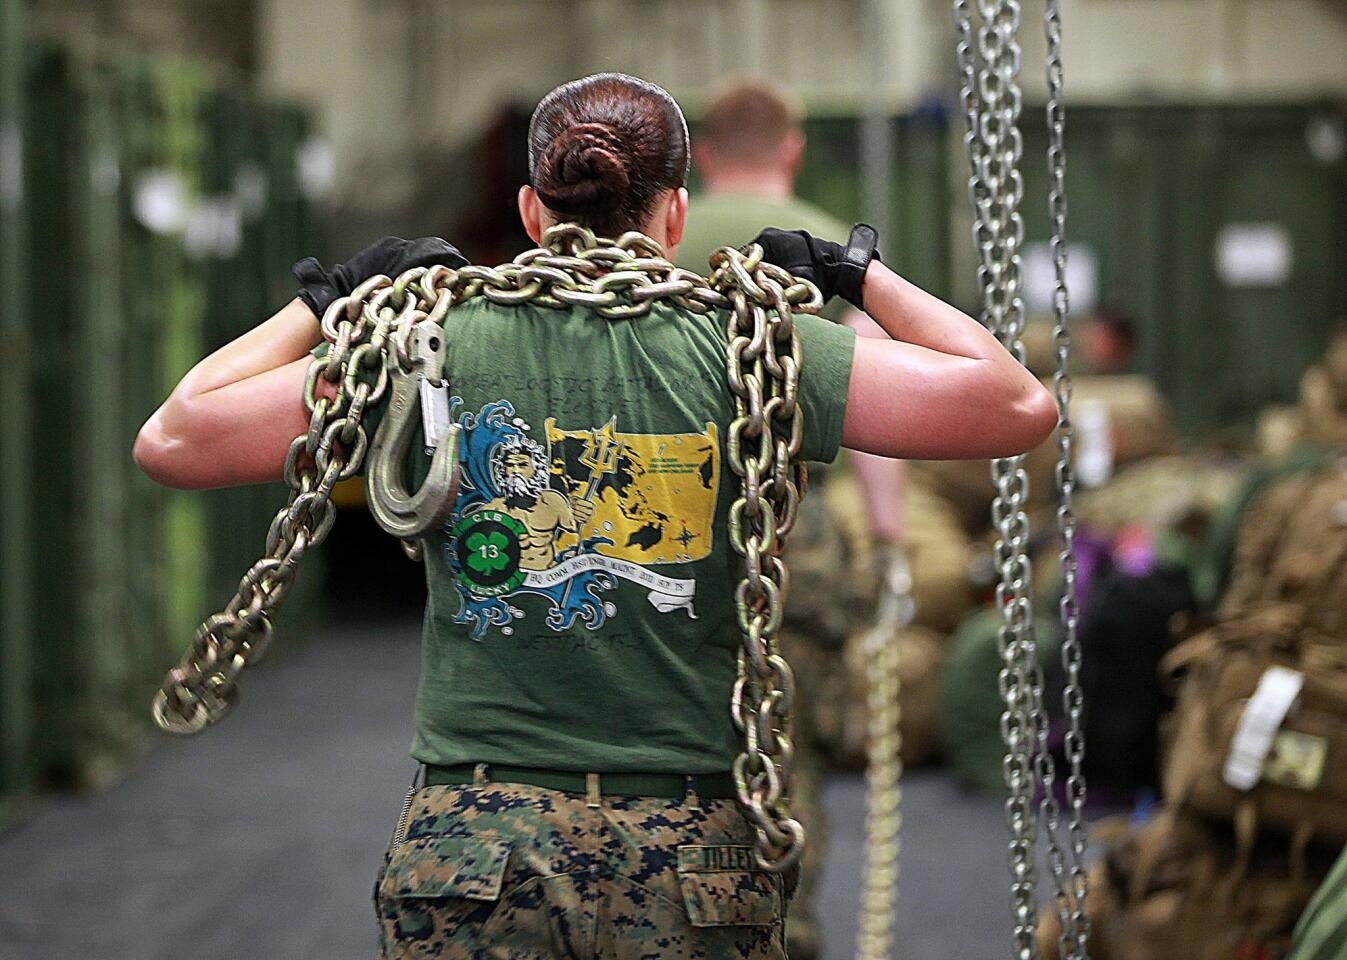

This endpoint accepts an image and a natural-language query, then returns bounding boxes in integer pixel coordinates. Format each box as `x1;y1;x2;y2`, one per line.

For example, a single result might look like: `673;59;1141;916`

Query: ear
663;187;689;255
782;129;805;178
518;186;543;243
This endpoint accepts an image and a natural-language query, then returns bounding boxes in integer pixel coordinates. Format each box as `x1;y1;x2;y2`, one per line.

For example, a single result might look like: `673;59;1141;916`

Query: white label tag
418;376;451;452
1223;666;1305;791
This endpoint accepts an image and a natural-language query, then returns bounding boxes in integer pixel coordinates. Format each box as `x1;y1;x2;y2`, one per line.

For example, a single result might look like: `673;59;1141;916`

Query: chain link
151;223;818;876
955;2;1095;956
856;546;915;960
956;2;1040;954
151;273;391;734
719;244;820;874
1046;0;1092;954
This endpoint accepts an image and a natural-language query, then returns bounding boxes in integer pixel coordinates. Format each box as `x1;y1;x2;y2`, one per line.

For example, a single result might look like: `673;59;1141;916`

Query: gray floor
0;622;1015;960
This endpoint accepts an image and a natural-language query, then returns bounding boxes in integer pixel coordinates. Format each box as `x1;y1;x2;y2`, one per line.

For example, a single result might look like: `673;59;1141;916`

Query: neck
705;168;794;201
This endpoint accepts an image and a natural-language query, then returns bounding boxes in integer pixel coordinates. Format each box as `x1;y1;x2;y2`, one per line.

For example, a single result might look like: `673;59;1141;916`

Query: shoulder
780;198;852;245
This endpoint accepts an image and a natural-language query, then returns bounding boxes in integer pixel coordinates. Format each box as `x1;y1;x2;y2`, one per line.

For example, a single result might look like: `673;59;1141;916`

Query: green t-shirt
1288;843;1347;960
676;192;854;322
370;296;854;774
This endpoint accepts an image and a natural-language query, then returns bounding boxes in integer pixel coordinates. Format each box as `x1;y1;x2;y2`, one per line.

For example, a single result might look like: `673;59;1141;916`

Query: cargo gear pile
1162;457;1347;848
1050;449;1347;957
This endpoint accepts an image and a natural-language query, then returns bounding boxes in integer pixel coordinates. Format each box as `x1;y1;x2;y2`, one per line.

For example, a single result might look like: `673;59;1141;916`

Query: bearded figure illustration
482;432;598;571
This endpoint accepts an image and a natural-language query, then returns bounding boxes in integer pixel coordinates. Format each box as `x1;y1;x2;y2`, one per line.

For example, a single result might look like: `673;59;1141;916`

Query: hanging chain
152;273;395;733
720;244;820;874
151;224;818;875
856;546;915;960
1046;0;1092;955
955;2;1041;955
956;2;1090;956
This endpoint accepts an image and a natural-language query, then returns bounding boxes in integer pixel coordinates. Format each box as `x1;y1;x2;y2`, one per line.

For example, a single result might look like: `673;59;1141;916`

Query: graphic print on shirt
443;399;719;639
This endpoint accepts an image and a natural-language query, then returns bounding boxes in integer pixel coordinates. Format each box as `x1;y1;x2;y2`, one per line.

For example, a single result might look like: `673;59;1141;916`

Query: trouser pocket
675;844;784;927
377;833;513;959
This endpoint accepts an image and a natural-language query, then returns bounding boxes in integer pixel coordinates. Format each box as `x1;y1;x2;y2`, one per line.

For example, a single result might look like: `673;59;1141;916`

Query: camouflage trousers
374;780;795;959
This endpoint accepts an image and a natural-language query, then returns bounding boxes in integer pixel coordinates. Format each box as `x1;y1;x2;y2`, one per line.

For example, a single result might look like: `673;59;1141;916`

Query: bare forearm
135;299;321;488
177;298;320;397
839;264;1057;459
860;260;1003;361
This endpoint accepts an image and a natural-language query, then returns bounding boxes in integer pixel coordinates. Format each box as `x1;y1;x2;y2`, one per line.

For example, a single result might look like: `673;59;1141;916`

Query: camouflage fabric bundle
1074;454;1245;542
1218;458;1347;631
1037;810;1328;960
1163;614;1347;845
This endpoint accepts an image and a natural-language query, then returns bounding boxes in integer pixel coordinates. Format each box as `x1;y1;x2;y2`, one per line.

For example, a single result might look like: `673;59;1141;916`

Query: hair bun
533;122;630;216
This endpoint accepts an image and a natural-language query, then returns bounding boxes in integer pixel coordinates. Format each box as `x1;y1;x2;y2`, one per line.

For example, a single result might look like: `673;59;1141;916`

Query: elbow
133;422;179;488
1004;378;1059;456
134;410;200;489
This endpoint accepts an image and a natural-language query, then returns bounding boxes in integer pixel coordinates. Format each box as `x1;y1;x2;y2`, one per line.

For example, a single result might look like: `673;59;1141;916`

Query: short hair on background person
700;81;804;165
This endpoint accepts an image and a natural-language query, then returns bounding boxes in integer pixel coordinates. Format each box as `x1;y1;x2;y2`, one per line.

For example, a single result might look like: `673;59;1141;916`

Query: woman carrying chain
135;73;1054;958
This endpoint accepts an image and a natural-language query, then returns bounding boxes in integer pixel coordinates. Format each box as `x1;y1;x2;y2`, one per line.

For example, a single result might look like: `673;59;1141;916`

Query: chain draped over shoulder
150;221;822;872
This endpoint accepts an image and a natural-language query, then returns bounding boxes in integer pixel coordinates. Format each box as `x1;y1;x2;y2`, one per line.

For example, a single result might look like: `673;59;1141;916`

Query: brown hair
701;81;803;164
528;73;689;238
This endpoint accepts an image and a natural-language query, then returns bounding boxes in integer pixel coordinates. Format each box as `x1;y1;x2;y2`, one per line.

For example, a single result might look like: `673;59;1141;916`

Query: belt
424;763;738;800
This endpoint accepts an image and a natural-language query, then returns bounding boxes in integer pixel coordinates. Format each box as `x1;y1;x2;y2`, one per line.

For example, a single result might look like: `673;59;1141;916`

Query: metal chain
719;242;819;874
152;273;395;733
1046;0;1092;954
955;2;1091;956
856;546;915;960
151;223;819;876
955;2;1040;955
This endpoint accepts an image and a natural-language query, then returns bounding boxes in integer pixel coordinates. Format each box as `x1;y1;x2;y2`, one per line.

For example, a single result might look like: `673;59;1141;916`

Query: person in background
678;80;906;960
1078;305;1137;375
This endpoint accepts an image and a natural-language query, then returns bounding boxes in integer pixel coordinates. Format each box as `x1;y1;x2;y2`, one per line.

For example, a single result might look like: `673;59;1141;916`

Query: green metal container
4;42;319;815
1018;103;1347;435
0;0;32;822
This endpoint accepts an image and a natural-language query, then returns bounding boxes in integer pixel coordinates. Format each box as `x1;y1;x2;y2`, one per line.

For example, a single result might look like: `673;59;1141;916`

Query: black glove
293;236;468;319
749;223;881;311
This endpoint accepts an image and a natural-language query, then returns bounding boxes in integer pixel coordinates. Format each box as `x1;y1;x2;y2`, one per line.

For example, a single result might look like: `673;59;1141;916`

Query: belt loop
586;773;602;809
684;775;701;812
473;763;489;786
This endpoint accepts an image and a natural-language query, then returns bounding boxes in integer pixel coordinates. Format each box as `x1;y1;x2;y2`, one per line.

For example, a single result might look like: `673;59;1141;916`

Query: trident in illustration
579;416;624;502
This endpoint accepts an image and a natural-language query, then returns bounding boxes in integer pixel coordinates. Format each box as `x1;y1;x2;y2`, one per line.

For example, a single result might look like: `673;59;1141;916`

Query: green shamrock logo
465;530;510;575
451;510;526;596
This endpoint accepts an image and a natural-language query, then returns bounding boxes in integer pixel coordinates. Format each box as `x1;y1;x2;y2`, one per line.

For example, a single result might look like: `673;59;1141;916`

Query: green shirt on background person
362;295;854;775
1288;844;1347;960
677;192;853;322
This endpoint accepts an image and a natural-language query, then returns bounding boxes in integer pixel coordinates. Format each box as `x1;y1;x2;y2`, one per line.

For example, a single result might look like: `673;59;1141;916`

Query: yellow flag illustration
544;419;719;564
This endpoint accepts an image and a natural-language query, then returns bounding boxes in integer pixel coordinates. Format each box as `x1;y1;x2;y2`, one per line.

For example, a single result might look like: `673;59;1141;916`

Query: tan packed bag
1162;607;1347;845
